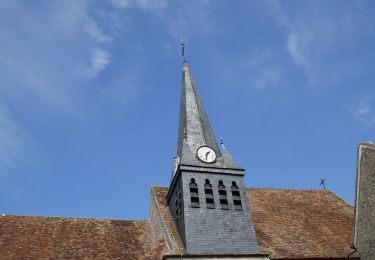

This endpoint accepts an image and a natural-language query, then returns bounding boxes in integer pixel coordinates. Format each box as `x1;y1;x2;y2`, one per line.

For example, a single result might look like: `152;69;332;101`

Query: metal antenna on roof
320;178;326;190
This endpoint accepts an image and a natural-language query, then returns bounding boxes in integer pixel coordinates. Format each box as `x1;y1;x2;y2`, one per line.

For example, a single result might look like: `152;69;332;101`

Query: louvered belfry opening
204;179;215;209
231;181;242;210
189;178;200;208
218;180;229;210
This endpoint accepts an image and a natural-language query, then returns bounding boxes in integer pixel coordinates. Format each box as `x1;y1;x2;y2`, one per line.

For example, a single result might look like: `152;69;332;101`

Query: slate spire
177;61;221;158
176;60;241;169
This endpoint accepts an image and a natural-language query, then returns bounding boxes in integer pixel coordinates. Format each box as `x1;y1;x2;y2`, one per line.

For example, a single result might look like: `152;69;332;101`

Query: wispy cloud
85;17;113;43
352;99;375;127
246;49;284;90
0;1;143;170
111;0;167;12
86;48;111;78
0;1;136;108
164;1;212;41
266;0;363;89
0;106;23;171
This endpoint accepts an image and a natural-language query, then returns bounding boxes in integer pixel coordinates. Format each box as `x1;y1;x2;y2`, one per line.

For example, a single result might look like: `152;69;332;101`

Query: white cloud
352;99;375;127
0;1;126;103
111;0;167;12
287;31;311;71
86;48;111;78
266;1;316;85
0;1;139;169
85;17;112;43
266;1;361;88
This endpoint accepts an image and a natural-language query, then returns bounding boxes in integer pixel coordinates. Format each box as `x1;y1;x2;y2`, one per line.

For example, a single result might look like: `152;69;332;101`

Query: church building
0;56;366;259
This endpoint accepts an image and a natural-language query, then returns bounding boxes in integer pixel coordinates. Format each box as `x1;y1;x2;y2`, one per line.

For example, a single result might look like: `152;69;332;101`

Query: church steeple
167;46;259;255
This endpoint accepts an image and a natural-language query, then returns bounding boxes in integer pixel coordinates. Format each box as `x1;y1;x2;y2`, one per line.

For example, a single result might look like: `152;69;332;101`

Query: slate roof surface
0;215;165;259
0;187;358;259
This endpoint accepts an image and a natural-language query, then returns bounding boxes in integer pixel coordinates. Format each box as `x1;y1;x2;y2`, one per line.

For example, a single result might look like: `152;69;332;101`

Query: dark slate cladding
174;61;242;169
179;170;259;254
176;61;221;159
167;174;186;246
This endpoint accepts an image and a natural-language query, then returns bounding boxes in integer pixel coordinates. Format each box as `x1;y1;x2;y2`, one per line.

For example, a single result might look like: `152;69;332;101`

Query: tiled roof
0;187;358;259
0;215;166;259
151;186;185;254
247;188;358;259
152;187;358;259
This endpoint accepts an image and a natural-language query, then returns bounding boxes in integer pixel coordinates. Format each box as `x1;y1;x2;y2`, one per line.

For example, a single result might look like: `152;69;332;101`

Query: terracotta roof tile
247;188;357;259
151;186;185;254
0;187;358;259
0;215;166;259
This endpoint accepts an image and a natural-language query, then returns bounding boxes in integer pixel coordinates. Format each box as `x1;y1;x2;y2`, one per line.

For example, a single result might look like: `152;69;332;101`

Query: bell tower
166;51;259;254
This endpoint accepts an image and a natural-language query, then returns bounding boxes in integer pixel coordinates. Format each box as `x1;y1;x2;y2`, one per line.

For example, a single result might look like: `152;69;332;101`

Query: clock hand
205;151;210;159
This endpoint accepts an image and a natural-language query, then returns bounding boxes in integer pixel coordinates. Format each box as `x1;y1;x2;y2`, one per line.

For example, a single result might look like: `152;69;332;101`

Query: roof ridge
0;214;148;221
155;185;330;192
247;187;330;192
151;185;169;188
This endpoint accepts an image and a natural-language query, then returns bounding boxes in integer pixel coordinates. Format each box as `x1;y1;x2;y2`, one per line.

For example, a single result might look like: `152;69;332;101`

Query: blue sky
0;0;374;219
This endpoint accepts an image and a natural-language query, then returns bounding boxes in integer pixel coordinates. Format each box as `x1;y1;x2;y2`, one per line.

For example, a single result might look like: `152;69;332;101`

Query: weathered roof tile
247;188;358;259
0;215;166;259
0;187;359;259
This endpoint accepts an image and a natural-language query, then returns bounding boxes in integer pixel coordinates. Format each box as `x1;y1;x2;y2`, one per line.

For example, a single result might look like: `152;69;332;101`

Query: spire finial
180;39;186;62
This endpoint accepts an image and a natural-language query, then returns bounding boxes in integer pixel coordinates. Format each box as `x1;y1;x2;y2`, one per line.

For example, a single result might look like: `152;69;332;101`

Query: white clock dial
197;146;216;163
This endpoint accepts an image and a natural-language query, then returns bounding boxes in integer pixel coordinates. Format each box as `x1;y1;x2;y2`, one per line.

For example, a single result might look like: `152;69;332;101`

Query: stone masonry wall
355;142;375;260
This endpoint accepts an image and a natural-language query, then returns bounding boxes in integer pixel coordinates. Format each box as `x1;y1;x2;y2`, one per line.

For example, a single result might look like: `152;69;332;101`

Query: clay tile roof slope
0;187;358;259
151;186;185;253
248;188;357;259
0;215;165;259
153;187;357;259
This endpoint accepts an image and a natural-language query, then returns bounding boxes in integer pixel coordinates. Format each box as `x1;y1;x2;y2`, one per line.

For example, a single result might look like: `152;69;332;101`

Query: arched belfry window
231;181;242;210
189;178;200;208
204;179;215;209
218;180;229;210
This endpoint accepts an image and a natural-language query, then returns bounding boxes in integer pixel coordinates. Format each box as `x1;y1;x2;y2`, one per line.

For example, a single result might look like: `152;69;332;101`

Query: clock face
197;146;216;163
